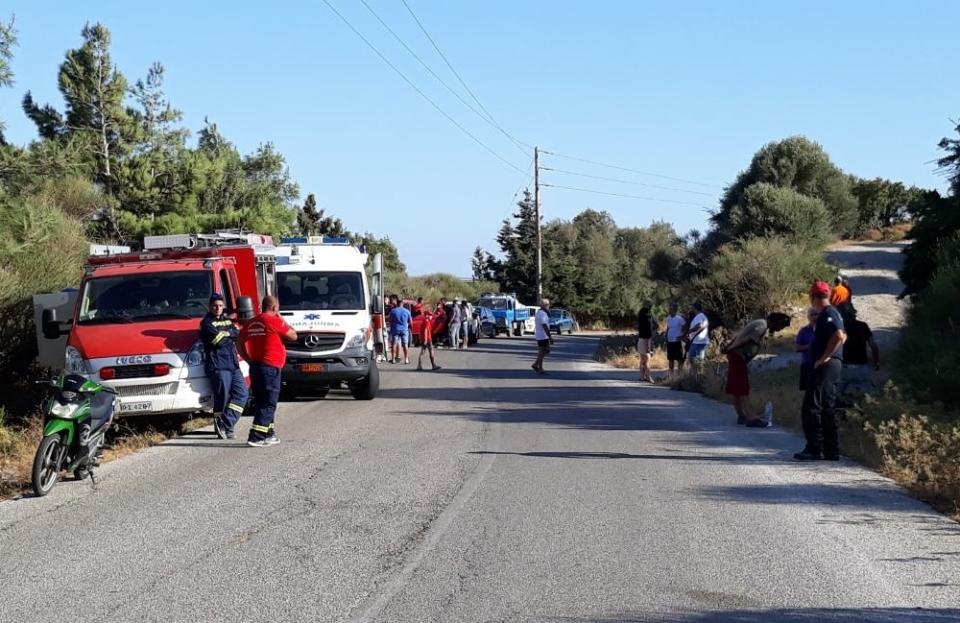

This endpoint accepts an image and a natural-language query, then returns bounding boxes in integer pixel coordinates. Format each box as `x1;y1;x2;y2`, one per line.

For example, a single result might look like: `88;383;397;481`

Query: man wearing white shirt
532;298;555;375
665;302;687;377
687;302;710;367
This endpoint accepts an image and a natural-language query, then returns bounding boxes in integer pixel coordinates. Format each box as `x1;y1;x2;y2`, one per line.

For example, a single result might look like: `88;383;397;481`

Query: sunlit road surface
2;336;958;623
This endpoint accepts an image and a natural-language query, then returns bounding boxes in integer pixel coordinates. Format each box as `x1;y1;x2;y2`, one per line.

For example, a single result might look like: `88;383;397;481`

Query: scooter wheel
32;435;64;497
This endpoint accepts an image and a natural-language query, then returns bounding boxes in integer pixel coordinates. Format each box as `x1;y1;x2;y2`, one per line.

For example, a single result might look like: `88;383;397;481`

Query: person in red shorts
417;307;442;371
239;295;297;447
720;312;791;428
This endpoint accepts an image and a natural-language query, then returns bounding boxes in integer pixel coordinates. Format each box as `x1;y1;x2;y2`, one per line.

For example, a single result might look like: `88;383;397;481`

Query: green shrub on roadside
862;390;960;515
690;236;829;327
0;191;88;421
726;183;832;248
893;253;960;405
387;273;499;304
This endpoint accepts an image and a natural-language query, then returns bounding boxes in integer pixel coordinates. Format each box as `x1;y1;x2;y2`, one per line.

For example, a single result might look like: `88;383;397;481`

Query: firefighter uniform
239;310;293;444
200;299;247;435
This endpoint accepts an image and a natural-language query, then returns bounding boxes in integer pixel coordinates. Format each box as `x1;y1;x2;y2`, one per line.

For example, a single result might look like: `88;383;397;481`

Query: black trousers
801;358;842;456
249;363;280;441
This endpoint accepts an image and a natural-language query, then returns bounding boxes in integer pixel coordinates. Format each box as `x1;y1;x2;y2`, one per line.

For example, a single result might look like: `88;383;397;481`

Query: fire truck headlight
64;346;91;375
186;341;204;367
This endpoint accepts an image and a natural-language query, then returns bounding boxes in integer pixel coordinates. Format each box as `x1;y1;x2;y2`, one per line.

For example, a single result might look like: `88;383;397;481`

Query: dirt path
826;240;910;348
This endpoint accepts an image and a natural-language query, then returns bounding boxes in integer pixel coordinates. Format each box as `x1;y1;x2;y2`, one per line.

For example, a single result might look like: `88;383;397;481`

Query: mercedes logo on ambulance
304;334;322;349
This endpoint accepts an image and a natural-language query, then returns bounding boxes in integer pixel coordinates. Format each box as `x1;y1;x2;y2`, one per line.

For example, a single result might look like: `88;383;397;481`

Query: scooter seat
88;390;115;432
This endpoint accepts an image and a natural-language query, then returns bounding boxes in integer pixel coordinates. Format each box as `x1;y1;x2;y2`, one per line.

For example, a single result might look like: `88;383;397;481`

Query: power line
541;149;723;189
357;0;527;158
541;183;709;207
320;0;527;175
400;0;532;153
540;166;717;197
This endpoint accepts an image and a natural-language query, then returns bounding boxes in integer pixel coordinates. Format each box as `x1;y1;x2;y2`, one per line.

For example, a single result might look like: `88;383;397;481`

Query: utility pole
534;146;543;301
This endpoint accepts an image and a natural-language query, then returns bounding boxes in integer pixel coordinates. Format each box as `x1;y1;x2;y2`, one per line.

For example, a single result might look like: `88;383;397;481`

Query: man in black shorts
664;302;686;377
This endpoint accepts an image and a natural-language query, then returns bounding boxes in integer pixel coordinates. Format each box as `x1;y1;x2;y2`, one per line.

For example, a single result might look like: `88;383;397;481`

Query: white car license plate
120;401;152;413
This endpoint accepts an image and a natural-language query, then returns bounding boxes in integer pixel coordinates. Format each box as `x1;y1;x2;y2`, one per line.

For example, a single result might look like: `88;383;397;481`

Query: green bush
727;182;832;247
894;252;960;405
0;191;88;421
690;236;829;326
387;273;499;304
863;389;960;515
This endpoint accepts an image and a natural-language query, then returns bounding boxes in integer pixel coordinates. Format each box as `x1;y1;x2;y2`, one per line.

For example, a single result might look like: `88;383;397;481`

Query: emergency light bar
143;232;273;251
89;244;131;256
280;236;352;245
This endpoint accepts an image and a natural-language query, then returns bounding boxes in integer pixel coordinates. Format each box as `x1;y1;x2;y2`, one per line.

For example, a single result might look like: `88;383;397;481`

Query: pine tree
297;193;347;237
494;189;538;300
23;23;130;194
0;16;17;145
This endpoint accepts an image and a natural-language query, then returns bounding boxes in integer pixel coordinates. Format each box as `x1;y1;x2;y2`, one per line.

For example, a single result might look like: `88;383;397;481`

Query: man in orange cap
795;281;847;461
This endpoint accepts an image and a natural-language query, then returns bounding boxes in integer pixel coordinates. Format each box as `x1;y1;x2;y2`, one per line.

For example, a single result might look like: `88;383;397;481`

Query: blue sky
2;1;958;275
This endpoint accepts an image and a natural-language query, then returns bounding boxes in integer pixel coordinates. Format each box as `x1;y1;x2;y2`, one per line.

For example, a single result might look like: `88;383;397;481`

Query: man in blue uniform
200;293;247;439
795;281;847;461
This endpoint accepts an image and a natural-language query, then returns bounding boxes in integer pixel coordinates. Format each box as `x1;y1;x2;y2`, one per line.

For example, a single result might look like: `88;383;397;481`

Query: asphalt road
2;336;959;623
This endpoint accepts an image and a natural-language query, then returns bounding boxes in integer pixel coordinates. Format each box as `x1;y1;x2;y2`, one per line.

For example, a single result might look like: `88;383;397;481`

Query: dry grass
864;223;912;242
0;411;213;500
666;360;960;519
0;413;43;499
596;334;670;371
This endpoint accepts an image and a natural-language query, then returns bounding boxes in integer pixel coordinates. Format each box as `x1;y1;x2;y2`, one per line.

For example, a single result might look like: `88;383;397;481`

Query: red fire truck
40;232;276;417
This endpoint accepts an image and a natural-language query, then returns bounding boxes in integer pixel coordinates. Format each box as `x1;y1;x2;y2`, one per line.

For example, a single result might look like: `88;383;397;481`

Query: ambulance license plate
300;363;326;373
121;401;152;413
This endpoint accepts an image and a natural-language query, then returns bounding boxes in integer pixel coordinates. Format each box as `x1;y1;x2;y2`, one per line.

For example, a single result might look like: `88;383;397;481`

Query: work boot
213;415;227;440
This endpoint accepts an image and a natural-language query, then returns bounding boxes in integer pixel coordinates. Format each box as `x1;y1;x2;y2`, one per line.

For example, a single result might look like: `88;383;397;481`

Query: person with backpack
720;312;792;427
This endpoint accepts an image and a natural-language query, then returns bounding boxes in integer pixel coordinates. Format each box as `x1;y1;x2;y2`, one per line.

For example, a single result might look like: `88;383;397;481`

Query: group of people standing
200;294;297;448
633;272;882;459
635;301;711;382
381;295;476;371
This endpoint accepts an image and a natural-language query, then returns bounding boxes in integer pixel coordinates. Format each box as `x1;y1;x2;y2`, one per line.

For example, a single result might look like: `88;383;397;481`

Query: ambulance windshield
277;272;365;311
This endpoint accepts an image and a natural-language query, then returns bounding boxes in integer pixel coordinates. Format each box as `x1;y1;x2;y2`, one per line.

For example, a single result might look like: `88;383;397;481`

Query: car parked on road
549;308;576;335
475;306;497;338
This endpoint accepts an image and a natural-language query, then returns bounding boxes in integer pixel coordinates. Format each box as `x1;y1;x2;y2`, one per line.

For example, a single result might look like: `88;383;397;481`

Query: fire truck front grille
113;364;160;379
115;382;179;398
296;333;345;352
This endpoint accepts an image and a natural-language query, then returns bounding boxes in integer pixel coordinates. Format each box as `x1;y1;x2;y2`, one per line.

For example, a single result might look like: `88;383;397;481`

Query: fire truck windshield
277;272;364;311
77;271;213;324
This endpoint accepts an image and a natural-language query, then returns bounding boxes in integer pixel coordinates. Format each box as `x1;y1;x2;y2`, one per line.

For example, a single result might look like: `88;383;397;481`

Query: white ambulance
274;237;380;400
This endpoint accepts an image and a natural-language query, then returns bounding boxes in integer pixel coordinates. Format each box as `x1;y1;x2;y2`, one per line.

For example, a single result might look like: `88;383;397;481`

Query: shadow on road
693;482;945;515
573;607;960;623
471;450;791;464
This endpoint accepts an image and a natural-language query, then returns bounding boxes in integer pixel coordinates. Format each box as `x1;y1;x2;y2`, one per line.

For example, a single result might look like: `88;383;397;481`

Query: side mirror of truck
42;308;63;339
236;296;255;321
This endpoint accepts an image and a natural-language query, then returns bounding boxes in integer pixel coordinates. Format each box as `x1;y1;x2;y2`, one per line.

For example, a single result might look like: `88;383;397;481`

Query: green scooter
32;374;118;497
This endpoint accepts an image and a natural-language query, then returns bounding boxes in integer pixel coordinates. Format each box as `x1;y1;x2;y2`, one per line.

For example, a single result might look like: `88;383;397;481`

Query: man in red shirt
417;308;441;371
240;295;297;447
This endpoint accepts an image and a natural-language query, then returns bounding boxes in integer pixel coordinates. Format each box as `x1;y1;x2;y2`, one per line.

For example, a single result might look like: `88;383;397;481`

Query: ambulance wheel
350;364;379;400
